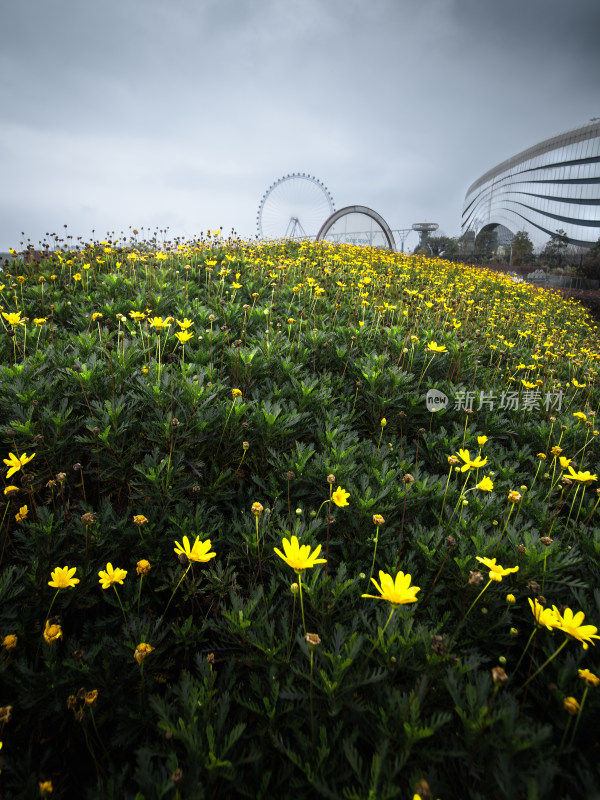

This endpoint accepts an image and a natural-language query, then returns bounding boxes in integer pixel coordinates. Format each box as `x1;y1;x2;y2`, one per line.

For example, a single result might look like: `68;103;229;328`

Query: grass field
1;235;599;799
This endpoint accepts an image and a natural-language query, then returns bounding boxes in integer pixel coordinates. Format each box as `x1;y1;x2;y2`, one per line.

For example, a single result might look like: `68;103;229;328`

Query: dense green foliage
0;237;599;799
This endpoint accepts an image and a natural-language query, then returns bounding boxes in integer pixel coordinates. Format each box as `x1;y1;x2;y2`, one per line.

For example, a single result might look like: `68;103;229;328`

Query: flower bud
491;666;508;685
563;697;580;716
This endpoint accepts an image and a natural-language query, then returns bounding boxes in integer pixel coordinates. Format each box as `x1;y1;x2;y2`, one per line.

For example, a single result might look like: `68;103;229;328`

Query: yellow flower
2;634;17;651
3;485;19;496
98;563;128;589
573;412;587;422
362;570;420;606
427;341;447;353
372;514;385;525
251;502;264;516
2;311;22;326
553;606;600;649
133;514;148;526
506;594;516;604
578;668;600;687
559;456;571;469
85;689;98;706
3;451;35;478
232;388;242;398
73;272;82;281
173;535;216;563
563;696;580;716
477;435;488;446
475;556;519;582
39;780;53;797
33;317;47;326
136;559;151;576
273;535;327;573
380;418;387;427
150;316;168;330
528;597;560;629
175;330;194;343
476;475;494;491
537;453;547;460
507;490;522;503
48;566;79;589
134;642;154;664
456;449;488;472
176;318;193;329
43;620;63;645
15;504;28;523
551;446;563;456
331;486;350;507
572;379;586;388
566;466;597;483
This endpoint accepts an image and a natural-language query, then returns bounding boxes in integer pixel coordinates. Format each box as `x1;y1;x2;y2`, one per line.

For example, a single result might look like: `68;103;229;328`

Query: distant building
462;120;600;251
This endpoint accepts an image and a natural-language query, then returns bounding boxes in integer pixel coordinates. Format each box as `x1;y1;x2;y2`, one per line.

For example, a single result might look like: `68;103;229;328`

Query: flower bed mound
0;238;599;799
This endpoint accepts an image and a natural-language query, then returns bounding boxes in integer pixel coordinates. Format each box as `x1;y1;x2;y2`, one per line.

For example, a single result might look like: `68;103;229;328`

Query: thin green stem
569;686;588;747
518;637;569;691
492;504;514;556
368;528;380;583
512;627;537;677
363;606;396;665
287;593;297;661
45;589;60;622
113;585;127;625
463;579;492;623
298;573;307;636
137;576;143;620
163;562;191;616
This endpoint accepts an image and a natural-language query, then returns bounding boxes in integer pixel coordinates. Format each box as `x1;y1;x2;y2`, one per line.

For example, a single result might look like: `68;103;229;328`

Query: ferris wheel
256;173;335;240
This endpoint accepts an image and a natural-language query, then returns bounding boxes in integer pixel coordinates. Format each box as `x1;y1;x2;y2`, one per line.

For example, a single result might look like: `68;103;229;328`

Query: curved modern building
462;120;600;250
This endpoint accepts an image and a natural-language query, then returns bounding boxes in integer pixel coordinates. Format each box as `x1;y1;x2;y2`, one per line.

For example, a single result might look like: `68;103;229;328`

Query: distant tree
541;228;569;267
510;231;535;266
580;235;600;280
474;228;497;261
417;235;459;259
457;231;476;258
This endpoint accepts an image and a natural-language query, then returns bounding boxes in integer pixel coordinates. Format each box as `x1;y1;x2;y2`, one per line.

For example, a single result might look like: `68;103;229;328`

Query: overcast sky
1;0;599;252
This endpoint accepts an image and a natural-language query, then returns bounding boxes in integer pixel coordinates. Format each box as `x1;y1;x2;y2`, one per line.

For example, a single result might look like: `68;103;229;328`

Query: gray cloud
1;0;598;249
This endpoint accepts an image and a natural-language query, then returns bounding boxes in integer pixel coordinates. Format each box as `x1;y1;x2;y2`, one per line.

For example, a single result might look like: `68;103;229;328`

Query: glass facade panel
462;121;600;250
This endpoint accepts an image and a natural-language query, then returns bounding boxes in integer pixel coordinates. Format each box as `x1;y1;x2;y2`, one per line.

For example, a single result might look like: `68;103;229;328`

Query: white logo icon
426;389;448;413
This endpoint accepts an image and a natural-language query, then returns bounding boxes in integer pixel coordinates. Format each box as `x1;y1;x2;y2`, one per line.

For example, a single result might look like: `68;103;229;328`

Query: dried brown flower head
491;666;508;685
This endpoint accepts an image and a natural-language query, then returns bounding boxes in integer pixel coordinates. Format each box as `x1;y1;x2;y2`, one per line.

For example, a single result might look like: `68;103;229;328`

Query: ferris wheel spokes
257;173;335;241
